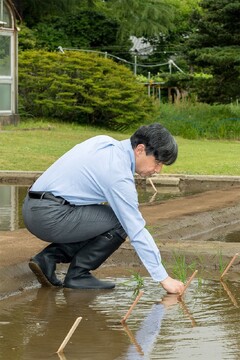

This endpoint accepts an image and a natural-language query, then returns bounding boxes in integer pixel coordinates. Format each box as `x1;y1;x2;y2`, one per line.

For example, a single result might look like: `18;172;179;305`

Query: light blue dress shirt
122;303;165;359
32;135;168;282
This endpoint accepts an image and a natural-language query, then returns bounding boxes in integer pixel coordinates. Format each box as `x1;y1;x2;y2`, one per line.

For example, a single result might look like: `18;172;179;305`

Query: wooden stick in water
178;298;197;327
220;253;239;279
57;317;82;354
148;178;157;193
122;323;144;355
57;351;68;360
121;291;144;324
179;270;198;297
220;279;239;308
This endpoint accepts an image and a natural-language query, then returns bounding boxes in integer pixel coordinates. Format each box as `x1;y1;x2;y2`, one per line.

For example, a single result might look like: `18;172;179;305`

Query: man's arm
104;178;184;293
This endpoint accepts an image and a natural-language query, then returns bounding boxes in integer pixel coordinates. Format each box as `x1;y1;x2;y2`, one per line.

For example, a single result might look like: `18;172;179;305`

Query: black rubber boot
63;229;126;290
29;241;89;287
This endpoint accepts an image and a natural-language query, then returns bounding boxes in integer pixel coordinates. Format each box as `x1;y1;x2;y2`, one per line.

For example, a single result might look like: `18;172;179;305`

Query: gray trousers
22;195;125;244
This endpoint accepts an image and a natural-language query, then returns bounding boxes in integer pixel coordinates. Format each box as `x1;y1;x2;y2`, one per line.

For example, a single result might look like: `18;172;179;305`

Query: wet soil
0;185;240;297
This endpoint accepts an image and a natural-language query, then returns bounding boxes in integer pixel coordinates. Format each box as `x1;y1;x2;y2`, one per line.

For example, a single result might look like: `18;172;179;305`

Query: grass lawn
0;120;240;175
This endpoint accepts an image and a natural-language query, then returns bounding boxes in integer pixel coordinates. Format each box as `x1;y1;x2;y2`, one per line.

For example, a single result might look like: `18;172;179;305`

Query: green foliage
32;10;124;53
217;250;226;274
136;0;200;73
13;0;240;106
120;270;145;296
189;0;240;48
156;102;240;140
172;252;196;282
130;272;145;296
13;0;80;26
99;0;176;40
186;0;240;103
18;50;157;130
18;22;37;50
187;46;240;103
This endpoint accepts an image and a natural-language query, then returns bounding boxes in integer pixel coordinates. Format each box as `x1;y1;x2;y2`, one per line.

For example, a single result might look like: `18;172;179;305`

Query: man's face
134;144;163;177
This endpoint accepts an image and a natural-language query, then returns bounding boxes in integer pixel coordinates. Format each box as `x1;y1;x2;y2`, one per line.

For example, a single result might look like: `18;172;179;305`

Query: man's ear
135;144;145;156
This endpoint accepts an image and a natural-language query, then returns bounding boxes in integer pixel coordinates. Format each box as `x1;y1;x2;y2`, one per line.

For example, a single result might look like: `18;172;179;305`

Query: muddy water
0;277;239;360
208;230;240;243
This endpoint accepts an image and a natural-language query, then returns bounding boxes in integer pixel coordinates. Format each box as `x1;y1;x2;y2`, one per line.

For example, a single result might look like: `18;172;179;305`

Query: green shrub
18;22;37;50
18;50;157;130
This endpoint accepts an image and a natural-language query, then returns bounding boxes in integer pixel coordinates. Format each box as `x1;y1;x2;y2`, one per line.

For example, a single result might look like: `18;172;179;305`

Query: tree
136;0;200;74
31;10;124;53
186;0;240;103
12;0;80;26
99;0;177;40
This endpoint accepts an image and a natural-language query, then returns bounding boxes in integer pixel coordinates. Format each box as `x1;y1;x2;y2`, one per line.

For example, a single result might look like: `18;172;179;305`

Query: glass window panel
0;185;11;206
0;1;12;28
0;186;12;231
0;34;11;75
0;83;11;110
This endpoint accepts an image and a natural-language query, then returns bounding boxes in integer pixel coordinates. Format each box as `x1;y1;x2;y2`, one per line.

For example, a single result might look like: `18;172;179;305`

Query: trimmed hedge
18;50;157;130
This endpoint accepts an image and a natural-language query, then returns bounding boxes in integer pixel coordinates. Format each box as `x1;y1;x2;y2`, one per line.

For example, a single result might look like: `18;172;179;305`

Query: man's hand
160;294;179;308
160;276;185;294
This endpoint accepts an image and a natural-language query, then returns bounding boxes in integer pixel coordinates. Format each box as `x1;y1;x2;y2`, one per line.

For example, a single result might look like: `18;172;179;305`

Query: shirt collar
120;139;135;174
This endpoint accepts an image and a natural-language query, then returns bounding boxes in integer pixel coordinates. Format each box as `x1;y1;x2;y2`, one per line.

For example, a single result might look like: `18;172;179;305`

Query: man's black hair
130;123;178;165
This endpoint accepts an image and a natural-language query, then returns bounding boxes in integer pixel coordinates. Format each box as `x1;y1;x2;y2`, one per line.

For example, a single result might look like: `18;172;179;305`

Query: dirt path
141;186;240;221
141;186;240;241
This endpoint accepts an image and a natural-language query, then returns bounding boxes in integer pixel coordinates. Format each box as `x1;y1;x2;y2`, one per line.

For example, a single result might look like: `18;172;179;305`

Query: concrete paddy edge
1;170;240;186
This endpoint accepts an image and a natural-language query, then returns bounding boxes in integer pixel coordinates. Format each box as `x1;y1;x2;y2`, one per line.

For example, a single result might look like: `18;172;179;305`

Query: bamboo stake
178;298;197;327
57;317;82;354
121;291;144;324
220;253;239;279
148;178;157;193
57;352;68;360
220;280;239;308
179;270;198;298
149;192;157;203
122;323;144;355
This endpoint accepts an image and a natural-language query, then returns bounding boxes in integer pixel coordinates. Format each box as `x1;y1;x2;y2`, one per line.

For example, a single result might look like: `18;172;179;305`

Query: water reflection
220;231;240;243
0;184;190;232
0;185;27;231
207;231;240;243
0;287;125;360
1;184;240;244
220;279;239;308
119;294;180;360
0;278;239;360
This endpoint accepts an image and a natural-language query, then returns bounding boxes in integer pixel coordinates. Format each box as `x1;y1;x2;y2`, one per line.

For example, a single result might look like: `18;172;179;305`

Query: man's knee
110;224;127;242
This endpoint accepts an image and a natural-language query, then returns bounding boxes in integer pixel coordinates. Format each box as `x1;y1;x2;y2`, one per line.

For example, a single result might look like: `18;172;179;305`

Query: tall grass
155;102;240;140
171;252;197;283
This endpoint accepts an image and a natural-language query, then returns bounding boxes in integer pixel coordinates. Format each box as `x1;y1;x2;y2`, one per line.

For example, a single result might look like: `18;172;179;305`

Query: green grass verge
157;103;240;140
0;118;240;175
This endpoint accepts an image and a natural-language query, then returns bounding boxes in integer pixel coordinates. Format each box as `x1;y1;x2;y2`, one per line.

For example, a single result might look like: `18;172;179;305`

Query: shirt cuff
149;263;169;282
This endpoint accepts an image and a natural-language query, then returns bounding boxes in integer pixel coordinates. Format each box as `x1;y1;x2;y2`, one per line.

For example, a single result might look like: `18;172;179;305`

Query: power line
58;47;185;74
